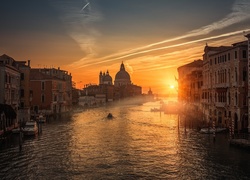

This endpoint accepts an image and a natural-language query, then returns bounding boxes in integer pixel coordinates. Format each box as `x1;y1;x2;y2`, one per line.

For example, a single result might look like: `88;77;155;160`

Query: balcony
214;83;229;88
215;102;226;108
232;82;238;87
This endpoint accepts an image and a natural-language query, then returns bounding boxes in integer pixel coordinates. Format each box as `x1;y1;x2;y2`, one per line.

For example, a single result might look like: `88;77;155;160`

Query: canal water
0;100;250;179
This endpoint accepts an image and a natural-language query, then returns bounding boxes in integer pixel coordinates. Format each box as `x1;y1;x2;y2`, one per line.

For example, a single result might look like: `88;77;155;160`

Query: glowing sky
1;0;250;94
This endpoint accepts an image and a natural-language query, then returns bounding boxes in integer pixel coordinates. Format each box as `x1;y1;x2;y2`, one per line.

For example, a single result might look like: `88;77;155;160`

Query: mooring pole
19;123;22;152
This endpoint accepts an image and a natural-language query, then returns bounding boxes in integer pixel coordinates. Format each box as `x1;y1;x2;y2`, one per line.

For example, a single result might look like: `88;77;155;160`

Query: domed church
114;62;131;86
99;70;112;85
84;62;142;103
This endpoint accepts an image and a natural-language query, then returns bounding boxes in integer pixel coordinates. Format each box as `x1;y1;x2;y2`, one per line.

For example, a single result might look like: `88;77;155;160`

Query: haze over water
0;100;250;179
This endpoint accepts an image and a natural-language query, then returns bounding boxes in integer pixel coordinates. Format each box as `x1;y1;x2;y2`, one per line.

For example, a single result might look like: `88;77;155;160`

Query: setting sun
170;85;175;89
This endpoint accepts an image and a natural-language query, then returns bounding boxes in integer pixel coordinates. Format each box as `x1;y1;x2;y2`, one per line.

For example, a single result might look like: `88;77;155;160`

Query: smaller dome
103;74;112;82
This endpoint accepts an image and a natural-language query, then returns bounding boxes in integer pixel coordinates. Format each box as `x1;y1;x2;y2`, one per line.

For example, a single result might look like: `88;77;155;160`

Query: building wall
202;41;248;131
17;61;31;123
0;66;5;103
0;67;20;113
18;62;31;108
0;55;21;131
245;34;250;133
30;80;53;113
30;68;73;115
177;60;203;103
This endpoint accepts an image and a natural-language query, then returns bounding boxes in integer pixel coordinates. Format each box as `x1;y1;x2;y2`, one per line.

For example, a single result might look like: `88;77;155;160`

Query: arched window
235;92;237;106
235;68;237;82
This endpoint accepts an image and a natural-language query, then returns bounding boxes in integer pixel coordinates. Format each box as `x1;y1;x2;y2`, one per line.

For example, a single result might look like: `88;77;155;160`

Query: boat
200;127;227;134
107;113;113;119
22;121;38;136
37;114;46;123
12;127;22;134
150;108;161;112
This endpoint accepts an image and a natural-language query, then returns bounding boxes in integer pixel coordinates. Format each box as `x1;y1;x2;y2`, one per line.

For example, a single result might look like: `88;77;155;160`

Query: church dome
115;70;130;80
103;74;112;81
99;70;113;85
114;62;131;86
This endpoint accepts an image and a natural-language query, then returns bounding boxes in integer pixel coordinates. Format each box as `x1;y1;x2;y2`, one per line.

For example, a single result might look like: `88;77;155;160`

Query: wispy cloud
50;0;102;55
71;28;250;69
107;0;250;61
69;0;250;70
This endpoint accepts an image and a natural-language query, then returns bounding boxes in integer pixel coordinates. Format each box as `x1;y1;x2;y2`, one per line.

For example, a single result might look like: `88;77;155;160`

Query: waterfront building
177;59;203;105
146;88;154;101
72;87;80;106
82;84;114;105
245;33;250;133
114;62;141;99
0;54;20;134
30;68;72;115
38;67;73;111
0;104;16;136
82;62;142;104
202;41;248;132
178;37;249;133
16;60;31;123
99;70;114;102
114;62;131;86
177;60;203;124
99;70;112;85
0;54;20;107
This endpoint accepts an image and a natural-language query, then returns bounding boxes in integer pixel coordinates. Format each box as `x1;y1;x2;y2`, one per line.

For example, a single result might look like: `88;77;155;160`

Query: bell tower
99;71;103;85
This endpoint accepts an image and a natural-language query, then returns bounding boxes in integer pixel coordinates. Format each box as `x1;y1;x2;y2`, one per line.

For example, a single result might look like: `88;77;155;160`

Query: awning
0;104;17;119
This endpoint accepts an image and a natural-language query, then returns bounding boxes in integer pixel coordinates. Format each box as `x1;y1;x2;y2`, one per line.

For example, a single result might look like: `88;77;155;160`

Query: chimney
28;60;30;67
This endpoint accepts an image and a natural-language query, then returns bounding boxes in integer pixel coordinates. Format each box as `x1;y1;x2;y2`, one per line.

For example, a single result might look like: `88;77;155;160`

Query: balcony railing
215;102;226;107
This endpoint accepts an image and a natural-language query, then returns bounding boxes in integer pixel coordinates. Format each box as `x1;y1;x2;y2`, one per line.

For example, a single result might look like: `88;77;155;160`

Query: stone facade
0;55;20;131
178;60;203;106
245;34;250;133
202;41;248;133
30;68;72;115
178;37;250;133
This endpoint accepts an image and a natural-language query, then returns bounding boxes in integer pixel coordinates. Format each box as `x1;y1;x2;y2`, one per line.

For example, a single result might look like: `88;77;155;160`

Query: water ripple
1;101;250;179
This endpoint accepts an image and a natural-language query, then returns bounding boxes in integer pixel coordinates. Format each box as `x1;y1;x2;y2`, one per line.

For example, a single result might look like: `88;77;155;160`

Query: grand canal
0;100;250;179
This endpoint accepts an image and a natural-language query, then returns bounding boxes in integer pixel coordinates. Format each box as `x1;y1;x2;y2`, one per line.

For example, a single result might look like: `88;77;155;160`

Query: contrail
111;29;250;61
73;28;250;68
81;2;89;12
71;0;250;68
94;0;250;61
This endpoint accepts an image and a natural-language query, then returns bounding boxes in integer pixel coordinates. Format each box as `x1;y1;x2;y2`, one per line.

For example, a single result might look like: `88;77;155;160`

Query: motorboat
37;114;46;123
12;127;22;134
22;121;38;136
107;113;113;119
200;127;227;134
150;108;161;112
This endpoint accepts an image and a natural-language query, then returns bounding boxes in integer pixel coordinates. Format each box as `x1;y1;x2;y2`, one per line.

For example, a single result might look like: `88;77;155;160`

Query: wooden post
19;124;22;152
213;118;216;142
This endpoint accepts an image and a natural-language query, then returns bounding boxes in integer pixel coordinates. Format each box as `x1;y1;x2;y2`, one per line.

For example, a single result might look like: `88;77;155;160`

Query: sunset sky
1;0;250;94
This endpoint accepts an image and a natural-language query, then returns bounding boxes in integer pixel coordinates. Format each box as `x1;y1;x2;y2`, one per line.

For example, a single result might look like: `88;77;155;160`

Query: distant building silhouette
114;62;131;86
82;62;142;106
178;59;203;104
99;70;112;85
